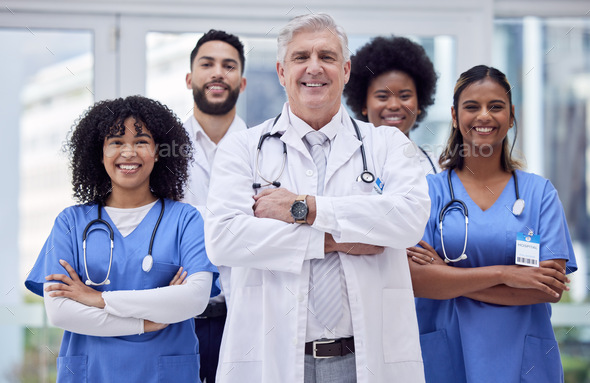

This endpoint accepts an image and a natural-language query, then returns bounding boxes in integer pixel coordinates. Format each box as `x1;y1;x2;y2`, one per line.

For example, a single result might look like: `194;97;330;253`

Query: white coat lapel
280;124;312;161
325;120;362;186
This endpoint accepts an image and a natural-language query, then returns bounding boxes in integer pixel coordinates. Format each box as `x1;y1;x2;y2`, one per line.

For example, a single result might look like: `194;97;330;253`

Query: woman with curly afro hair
25;95;219;382
344;36;439;174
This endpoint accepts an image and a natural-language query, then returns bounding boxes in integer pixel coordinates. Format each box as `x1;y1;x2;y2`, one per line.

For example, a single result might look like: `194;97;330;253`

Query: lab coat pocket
143;262;180;289
158;354;199;383
350;181;374;195
419;329;458;382
520;335;563;383
56;355;87;383
382;288;422;363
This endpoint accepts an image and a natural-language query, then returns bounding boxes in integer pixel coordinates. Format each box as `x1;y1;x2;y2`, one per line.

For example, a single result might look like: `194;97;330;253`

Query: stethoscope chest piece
357;171;375;184
512;198;525;216
85;277;110;286
142;254;153;273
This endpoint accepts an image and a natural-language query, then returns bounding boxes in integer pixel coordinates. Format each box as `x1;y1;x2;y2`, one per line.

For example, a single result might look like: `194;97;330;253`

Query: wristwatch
290;195;308;224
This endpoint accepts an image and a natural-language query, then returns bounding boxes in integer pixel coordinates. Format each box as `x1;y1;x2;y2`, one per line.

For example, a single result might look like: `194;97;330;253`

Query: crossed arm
407;240;570;306
252;188;384;255
44;260;212;336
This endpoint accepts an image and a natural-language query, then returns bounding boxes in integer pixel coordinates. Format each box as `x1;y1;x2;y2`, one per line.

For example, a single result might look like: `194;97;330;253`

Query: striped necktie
305;130;342;332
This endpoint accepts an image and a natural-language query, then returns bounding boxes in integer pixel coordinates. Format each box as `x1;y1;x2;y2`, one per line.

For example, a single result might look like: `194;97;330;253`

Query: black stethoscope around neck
82;198;165;286
252;114;375;189
439;169;525;263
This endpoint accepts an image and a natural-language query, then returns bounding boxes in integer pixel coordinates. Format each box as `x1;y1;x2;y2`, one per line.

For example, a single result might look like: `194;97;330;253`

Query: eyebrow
106;132;152;139
374;89;413;94
197;56;239;65
289;49;339;58
462;99;506;105
317;49;338;56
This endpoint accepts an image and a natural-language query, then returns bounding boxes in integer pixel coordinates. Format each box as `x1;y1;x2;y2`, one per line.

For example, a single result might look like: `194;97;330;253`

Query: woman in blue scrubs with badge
406;65;577;383
25;96;218;382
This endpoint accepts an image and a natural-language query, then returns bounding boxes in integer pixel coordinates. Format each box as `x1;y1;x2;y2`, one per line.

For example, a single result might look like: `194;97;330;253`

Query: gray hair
277;13;350;65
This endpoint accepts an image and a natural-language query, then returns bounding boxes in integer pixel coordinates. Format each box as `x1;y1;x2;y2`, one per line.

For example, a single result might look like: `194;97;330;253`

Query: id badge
373;177;384;195
515;232;540;267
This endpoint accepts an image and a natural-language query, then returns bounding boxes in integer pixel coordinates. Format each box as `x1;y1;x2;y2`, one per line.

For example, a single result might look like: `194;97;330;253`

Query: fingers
418;240;436;252
409;255;431;265
539;260;567;275
539;268;570;292
45;273;73;285
44;283;66;292
536;279;563;298
169;267;187;286
59;259;81;282
252;188;280;200
407;246;430;257
44;282;71;297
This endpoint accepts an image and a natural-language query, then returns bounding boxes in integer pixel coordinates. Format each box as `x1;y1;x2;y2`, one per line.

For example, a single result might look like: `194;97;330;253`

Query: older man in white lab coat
205;14;429;383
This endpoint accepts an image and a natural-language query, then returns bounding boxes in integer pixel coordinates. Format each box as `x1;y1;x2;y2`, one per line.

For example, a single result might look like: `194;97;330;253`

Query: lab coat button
292;338;297;345
306;169;314;177
297;294;304;302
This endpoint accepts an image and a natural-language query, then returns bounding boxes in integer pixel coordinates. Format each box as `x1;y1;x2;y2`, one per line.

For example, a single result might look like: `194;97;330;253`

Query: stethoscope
418;146;438;174
439;170;525;263
82;199;165;286
252;114;375;189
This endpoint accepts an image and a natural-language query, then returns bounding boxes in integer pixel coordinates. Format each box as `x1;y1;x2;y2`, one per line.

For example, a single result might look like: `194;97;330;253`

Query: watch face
291;200;308;220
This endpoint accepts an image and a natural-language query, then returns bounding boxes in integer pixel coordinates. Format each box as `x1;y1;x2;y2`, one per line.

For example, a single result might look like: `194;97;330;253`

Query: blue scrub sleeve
178;205;220;297
25;209;79;297
538;181;577;272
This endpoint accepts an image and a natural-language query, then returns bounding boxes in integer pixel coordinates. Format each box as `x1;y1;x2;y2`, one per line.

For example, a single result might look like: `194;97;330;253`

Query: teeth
304;83;323;87
119;164;139;170
383;116;402;121
208;86;225;90
475;127;493;133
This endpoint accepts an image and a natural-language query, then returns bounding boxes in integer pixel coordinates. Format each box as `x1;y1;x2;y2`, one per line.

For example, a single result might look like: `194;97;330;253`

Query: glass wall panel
495;17;590;381
0;27;93;382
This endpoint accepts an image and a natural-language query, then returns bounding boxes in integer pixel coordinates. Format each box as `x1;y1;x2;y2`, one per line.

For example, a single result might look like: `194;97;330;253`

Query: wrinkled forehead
287;28;343;56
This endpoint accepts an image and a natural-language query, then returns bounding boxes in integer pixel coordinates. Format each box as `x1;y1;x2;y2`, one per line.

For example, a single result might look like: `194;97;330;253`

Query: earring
453;122;457;128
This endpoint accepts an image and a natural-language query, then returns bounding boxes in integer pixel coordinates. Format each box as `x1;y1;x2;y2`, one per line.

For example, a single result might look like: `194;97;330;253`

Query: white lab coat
205;104;429;383
183;114;247;303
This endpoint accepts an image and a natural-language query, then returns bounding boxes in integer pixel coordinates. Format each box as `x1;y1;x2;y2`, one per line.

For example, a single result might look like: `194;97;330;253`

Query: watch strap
293;195;308;224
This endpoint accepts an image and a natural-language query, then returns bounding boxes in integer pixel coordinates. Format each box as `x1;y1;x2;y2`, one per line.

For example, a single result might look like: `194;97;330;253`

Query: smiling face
102;117;157;198
276;29;351;128
186;40;246;115
363;70;420;135
452;77;514;151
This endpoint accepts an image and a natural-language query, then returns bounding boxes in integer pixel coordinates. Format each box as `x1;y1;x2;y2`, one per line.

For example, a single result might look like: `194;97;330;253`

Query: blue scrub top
25;199;219;383
416;169;577;383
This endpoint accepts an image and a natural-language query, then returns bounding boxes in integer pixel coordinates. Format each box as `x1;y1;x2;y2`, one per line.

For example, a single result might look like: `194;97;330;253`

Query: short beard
193;86;240;116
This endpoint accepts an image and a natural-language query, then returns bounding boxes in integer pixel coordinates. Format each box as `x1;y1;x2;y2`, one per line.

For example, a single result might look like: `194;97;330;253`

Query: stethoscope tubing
252;114;374;189
439;169;522;263
82;199;164;286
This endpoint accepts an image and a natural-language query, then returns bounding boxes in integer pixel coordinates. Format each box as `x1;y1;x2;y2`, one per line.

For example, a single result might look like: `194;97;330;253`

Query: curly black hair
344;36;438;129
65;95;193;204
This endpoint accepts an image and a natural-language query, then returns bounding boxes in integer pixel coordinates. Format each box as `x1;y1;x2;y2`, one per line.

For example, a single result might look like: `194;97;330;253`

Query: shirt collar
287;105;343;143
189;114;247;145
